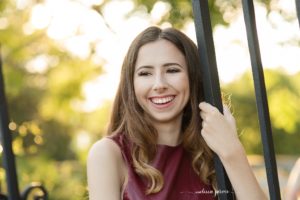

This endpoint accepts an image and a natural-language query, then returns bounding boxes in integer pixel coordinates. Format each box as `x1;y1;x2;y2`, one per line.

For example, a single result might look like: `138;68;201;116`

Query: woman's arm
87;138;124;200
199;102;267;200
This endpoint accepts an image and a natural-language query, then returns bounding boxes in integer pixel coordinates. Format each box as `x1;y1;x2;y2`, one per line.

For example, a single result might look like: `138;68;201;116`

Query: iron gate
192;0;299;199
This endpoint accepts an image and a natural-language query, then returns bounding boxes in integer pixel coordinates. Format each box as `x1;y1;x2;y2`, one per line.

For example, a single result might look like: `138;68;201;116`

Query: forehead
135;39;186;68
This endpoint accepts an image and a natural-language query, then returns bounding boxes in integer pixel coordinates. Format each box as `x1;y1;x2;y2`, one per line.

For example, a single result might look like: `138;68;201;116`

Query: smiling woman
87;26;267;200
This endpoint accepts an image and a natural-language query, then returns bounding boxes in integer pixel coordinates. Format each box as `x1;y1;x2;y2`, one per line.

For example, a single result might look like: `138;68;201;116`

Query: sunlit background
0;0;299;199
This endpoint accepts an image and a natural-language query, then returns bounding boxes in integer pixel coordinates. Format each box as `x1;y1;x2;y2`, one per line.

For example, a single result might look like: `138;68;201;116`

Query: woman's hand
199;102;242;160
199;102;267;199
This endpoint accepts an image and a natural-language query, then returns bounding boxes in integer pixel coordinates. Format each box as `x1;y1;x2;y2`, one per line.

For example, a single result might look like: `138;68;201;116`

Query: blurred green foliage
222;70;300;154
0;0;299;199
0;0;109;198
16;157;88;200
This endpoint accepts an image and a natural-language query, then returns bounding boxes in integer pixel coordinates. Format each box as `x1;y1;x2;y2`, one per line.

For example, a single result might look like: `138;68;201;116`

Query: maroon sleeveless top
109;133;216;200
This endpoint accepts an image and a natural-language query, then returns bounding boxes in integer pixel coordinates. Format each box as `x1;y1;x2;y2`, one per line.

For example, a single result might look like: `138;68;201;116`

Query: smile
150;95;175;105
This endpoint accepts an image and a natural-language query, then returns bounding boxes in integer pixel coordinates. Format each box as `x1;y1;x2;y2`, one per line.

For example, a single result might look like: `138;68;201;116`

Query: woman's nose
153;74;167;93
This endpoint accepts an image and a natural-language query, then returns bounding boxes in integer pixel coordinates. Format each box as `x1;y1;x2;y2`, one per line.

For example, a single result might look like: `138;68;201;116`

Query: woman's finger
199;102;218;113
200;111;206;121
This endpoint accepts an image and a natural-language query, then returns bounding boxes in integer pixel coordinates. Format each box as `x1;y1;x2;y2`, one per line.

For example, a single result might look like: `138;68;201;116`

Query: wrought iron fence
192;0;299;199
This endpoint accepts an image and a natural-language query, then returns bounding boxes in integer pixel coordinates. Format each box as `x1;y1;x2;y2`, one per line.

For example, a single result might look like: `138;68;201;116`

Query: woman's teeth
151;96;175;104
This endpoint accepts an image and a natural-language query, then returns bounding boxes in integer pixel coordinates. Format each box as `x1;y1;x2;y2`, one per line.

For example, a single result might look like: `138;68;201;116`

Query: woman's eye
138;71;151;76
167;68;181;73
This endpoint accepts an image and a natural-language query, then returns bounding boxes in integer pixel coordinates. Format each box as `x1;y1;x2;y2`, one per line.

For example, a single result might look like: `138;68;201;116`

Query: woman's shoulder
87;136;122;163
87;137;125;199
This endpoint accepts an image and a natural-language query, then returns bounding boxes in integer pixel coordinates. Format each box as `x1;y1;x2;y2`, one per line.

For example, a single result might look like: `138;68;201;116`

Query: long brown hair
107;26;216;194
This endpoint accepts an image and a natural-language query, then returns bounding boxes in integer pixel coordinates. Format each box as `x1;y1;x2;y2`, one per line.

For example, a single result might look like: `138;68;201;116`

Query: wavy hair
107;26;216;194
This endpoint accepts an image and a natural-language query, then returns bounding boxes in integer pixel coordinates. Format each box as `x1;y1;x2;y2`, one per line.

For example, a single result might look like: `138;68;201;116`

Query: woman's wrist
218;139;246;164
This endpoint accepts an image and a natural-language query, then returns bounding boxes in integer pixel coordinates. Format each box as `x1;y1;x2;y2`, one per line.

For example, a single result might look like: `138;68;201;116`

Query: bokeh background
0;0;299;199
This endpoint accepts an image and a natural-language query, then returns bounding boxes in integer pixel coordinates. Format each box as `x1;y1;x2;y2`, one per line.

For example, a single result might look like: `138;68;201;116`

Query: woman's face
133;39;190;125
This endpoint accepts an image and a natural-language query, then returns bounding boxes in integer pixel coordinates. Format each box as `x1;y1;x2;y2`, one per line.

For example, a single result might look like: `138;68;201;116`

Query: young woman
87;26;267;200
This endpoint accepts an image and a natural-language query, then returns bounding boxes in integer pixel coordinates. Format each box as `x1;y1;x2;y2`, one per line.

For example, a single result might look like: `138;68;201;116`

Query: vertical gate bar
0;47;21;200
241;0;281;199
191;0;235;199
296;0;300;27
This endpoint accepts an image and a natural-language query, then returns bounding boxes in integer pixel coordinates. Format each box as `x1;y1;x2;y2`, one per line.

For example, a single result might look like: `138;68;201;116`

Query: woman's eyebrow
135;65;153;72
163;63;183;68
135;63;183;71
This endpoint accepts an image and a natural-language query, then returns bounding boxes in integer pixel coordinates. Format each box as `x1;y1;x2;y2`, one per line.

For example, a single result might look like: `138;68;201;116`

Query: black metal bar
0;47;21;200
241;0;281;199
296;0;300;27
191;0;235;199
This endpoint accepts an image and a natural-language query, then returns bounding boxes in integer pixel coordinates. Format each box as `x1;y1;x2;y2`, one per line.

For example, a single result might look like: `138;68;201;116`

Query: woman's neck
153;120;182;147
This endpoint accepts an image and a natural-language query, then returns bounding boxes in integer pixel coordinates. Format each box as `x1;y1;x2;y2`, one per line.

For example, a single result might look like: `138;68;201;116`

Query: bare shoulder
87;137;124;173
87;137;123;200
87;137;122;162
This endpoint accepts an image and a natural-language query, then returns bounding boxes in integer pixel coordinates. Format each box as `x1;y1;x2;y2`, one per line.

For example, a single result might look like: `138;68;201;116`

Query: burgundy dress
109;133;216;200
